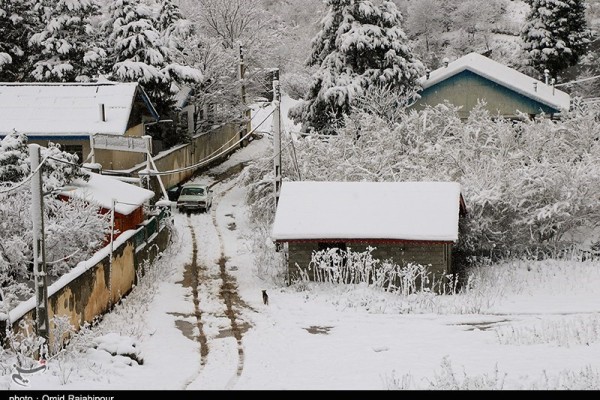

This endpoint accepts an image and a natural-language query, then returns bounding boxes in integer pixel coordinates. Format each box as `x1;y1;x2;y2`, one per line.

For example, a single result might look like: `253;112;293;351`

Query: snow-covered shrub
386;358;600;390
239;150;277;226
280;71;312;100
4;319;47;368
49;315;75;356
427;356;506;390
244;221;287;286
495;314;600;347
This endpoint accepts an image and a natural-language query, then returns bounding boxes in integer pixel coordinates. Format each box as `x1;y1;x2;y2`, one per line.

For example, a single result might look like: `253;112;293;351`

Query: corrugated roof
0;82;157;137
419;52;571;112
271;181;462;242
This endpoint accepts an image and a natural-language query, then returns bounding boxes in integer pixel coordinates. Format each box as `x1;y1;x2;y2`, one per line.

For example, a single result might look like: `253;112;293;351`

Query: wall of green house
411;70;559;119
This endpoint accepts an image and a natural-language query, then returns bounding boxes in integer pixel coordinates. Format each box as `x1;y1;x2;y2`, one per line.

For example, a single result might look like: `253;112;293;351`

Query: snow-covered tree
0;132;109;310
405;0;447;54
288;0;425;134
521;0;593;79
157;0;193;52
184;0;286;104
101;0;202;146
0;0;37;81
175;33;245;126
28;0;105;82
102;0;172;107
192;0;269;50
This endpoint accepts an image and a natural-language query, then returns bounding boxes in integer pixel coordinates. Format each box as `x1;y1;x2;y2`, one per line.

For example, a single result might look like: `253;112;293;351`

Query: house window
63;145;83;164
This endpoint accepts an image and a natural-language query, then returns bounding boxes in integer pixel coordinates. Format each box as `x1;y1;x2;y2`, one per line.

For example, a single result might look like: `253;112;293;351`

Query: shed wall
287;241;453;288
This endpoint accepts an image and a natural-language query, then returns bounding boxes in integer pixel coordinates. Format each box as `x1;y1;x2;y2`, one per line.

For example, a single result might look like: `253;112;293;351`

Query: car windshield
181;187;205;196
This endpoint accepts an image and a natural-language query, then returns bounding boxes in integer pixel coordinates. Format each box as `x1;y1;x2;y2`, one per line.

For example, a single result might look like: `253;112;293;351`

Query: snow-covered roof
271;181;463;242
59;172;155;215
418;52;571;112
0;82;159;137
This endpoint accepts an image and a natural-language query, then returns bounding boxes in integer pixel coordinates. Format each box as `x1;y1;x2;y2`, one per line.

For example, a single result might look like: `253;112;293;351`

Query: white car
176;183;213;213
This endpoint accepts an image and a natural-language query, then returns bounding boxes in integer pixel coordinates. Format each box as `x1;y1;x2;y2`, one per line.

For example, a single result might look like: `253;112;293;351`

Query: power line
555;74;600;87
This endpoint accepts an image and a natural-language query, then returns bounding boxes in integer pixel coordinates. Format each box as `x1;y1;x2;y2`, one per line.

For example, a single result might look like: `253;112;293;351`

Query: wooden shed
58;172;155;241
271;181;467;288
411;52;571;120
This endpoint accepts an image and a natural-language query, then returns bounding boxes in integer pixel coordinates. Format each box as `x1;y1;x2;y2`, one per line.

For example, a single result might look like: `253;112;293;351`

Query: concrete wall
0;211;171;350
93;124;146;170
412;70;559;119
133;122;246;198
287;241;453;289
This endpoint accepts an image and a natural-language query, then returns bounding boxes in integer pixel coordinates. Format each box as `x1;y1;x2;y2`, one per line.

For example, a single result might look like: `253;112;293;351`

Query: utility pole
238;43;247;105
273;78;282;206
29;144;50;348
238;43;251;143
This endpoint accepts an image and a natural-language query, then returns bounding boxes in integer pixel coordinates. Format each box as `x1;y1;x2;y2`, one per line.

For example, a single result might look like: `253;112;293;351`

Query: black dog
262;290;269;305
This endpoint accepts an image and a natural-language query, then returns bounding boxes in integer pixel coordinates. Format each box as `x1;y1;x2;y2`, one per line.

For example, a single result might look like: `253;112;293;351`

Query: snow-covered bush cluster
386;356;600;390
244;100;600;267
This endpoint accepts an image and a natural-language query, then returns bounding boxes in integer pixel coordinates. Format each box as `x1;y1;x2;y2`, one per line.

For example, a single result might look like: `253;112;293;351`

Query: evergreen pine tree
28;0;105;82
158;0;193;52
102;0;202;146
521;0;593;79
102;0;172;109
289;0;424;134
0;0;36;81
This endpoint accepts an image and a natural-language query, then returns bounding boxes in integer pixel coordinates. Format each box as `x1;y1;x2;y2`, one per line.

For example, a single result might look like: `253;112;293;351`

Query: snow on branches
0;132;109;311
246;102;600;263
289;0;424;134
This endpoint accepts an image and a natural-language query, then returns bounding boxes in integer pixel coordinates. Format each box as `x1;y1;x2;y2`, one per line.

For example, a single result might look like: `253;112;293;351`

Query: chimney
544;69;550;85
425;68;430;79
99;103;106;122
533;82;538;92
442;57;449;68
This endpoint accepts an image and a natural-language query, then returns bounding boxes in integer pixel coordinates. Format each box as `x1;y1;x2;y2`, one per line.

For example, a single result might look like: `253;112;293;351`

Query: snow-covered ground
4;96;600;391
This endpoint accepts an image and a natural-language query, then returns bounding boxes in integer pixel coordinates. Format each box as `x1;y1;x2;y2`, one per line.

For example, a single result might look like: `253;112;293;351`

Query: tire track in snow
181;170;252;390
211;178;248;390
182;219;209;390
